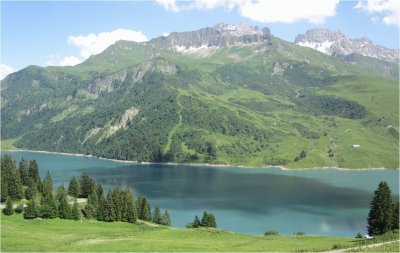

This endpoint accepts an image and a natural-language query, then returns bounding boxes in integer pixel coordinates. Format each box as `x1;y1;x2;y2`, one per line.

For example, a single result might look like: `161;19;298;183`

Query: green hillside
1;30;398;168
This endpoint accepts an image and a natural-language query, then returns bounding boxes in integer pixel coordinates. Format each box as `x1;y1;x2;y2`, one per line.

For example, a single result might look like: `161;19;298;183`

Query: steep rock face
295;29;399;63
166;23;271;53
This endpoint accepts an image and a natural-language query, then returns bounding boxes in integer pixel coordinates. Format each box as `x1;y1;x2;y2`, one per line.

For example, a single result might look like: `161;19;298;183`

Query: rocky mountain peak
295;28;399;63
165;23;271;55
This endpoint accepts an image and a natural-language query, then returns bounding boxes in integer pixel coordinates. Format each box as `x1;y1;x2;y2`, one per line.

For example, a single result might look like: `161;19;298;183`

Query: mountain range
1;23;398;168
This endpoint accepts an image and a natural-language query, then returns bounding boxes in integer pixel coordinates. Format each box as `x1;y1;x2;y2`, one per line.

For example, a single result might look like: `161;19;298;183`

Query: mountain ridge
295;28;399;63
1;24;398;169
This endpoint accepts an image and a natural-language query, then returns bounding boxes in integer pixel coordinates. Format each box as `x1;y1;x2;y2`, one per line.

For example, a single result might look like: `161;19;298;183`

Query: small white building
351;144;361;148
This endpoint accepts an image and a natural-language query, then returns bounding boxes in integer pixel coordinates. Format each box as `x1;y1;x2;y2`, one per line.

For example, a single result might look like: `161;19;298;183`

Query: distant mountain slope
1;24;398;168
295;29;399;63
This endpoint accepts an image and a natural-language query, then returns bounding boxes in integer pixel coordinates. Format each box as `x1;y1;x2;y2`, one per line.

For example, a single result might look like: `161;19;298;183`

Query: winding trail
323;240;399;253
164;90;183;154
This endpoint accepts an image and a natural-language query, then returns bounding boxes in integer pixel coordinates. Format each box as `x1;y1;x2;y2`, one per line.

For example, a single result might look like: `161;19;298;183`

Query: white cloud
68;28;148;59
156;0;339;24
0;64;15;80
59;56;82;66
239;0;339;24
356;0;400;26
45;28;148;67
155;0;180;12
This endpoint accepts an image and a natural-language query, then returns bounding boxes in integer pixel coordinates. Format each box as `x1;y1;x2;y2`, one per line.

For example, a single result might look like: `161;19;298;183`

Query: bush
294;231;306;236
355;232;363;238
264;230;279;236
332;244;344;249
3;198;14;215
14;203;24;214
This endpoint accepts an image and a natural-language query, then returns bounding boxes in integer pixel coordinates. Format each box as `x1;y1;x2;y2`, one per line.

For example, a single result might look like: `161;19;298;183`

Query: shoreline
2;149;398;171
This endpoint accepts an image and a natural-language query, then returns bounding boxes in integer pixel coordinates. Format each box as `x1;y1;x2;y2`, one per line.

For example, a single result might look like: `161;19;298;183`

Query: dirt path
323;240;399;253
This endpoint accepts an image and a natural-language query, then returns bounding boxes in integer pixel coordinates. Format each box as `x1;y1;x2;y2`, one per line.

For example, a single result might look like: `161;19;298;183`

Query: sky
1;0;399;79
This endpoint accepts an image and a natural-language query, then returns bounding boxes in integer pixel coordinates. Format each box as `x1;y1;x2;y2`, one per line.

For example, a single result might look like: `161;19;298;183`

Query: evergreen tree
161;209;171;226
39;197;58;219
39;171;58;219
96;195;106;221
137;195;151;221
41;171;53;199
126;197;138;224
96;184;104;202
79;171;95;198
193;215;201;228
112;187;122;221
152;206;162;224
104;191;115;222
24;199;38;219
393;201;399;230
1;181;8;202
367;181;394;235
25;178;36;200
28;160;41;185
18;158;29;186
8;169;24;200
68;176;80;198
3;198;14;215
71;201;81;221
201;210;217;228
1;156;24;201
83;190;98;219
56;184;66;202
58;193;71;219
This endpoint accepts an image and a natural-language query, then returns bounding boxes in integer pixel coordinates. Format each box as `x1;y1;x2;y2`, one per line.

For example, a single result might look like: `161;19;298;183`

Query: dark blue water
3;151;399;237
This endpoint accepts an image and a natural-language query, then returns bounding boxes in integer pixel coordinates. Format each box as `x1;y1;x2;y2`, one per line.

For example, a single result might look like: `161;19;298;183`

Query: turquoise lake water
3;151;399;237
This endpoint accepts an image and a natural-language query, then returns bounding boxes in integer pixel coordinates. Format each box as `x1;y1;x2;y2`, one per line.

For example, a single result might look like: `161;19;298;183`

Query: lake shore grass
1;213;364;252
2;147;398;171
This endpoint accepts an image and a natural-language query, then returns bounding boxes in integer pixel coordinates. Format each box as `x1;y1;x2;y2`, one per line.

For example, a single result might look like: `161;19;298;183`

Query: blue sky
1;0;399;78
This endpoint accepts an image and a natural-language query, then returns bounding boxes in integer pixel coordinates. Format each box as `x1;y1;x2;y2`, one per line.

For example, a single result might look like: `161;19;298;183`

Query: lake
3;151;399;237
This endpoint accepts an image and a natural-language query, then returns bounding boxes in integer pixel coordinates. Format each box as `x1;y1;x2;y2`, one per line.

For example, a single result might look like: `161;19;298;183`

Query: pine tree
1;180;8;202
18;158;29;186
96;195;106;221
71;201;81;221
39;171;58;219
112;187;122;221
56;184;66;202
24;199;38;219
79;171;95;198
58;193;71;219
96;184;104;202
161;209;171;226
83;190;98;219
41;171;53;199
104;191;115;222
25;178;36;200
68;176;80;198
393;201;399;230
367;181;394;235
201;210;217;228
3;198;14;215
40;197;58;219
193;215;201;228
1;156;24;201
152;206;162;224
137;196;151;221
28;160;41;185
8;169;24;200
126;199;138;223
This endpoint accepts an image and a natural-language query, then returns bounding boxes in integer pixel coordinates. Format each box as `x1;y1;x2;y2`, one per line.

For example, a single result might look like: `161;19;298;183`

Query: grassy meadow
1;213;364;252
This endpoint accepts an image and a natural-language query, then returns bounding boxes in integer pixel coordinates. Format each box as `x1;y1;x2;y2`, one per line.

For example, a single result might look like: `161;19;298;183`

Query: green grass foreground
1;213;362;252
